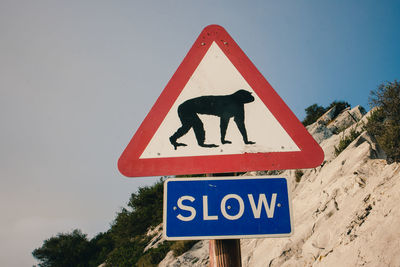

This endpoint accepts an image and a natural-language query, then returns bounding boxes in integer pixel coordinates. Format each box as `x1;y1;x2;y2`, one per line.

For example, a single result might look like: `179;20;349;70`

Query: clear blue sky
0;1;399;266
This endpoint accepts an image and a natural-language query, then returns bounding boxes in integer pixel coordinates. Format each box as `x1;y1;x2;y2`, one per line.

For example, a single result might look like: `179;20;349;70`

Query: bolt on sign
118;24;324;177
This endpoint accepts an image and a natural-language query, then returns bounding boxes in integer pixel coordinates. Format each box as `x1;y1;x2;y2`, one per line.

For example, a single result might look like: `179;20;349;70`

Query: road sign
163;176;293;240
118;24;324;177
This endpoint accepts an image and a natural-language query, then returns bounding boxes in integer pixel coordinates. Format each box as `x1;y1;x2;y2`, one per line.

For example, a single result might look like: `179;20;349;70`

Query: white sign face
140;42;299;159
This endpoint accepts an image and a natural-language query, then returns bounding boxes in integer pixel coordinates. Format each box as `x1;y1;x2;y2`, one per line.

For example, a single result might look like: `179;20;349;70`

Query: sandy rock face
306;105;366;144
156;108;400;267
158;241;209;267
242;137;399;267
327;105;366;134
143;224;164;252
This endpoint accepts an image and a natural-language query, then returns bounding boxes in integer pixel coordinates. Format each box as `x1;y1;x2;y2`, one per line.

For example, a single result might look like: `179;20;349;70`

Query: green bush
107;178;165;266
334;129;361;156
110;179;164;245
171;240;198;256
88;231;115;266
295;170;304;183
137;241;173;267
365;80;400;162
135;240;198;266
105;238;147;267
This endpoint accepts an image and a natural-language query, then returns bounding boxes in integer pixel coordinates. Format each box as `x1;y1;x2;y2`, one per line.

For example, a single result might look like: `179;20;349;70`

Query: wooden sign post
209;239;242;267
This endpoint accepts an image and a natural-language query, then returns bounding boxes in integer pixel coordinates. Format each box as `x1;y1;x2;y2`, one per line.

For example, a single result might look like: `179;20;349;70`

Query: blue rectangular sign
163;176;293;240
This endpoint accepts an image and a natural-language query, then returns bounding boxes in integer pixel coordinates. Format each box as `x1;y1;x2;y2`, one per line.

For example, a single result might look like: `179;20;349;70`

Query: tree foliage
104;179;166;266
33;179;166;267
334;128;362;156
33;230;96;267
365;80;400;162
88;231;115;266
302;104;326;126
105;236;148;267
110;179;164;245
302;101;350;126
326;101;351;118
136;241;173;267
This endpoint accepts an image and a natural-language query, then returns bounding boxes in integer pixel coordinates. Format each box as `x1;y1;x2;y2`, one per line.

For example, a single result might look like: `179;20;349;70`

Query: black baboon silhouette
169;89;256;149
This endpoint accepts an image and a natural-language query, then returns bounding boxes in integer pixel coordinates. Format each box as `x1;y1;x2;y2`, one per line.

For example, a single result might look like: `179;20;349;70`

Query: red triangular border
118;25;324;177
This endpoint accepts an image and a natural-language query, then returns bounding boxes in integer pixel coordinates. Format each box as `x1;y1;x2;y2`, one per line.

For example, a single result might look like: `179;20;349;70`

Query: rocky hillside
155;105;400;266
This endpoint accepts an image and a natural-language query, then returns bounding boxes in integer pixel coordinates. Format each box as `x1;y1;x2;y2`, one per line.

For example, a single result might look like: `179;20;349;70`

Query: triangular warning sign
118;25;324;177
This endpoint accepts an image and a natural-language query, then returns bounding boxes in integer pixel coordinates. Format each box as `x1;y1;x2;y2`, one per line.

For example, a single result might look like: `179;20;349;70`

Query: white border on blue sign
163;175;294;240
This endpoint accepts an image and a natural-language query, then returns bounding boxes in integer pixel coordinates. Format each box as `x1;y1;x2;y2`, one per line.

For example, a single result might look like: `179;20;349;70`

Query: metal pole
207;173;242;267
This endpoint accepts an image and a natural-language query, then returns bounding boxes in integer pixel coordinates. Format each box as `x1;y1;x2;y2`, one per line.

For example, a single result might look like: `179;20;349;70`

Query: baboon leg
169;107;196;150
234;112;255;145
220;116;231;144
192;115;218;148
169;124;191;150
